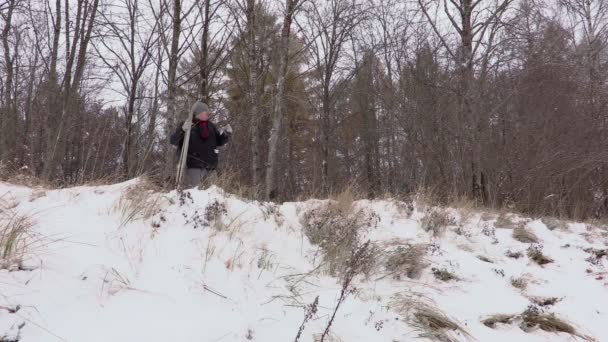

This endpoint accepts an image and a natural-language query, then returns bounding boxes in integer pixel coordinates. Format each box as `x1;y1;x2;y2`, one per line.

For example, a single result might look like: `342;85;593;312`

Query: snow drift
0;179;606;342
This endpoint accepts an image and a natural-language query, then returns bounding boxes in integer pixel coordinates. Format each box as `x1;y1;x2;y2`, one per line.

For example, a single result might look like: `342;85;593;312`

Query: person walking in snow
170;101;232;188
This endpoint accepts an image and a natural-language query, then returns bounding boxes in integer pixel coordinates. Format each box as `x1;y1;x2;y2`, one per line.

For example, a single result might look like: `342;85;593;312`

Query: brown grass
511;277;528;290
385;244;428;279
541;217;568;231
482;314;516;328
527;246;553;266
521;311;594;340
513;225;539;243
0;199;36;269
483;308;594;341
391;293;472;342
113;178;165;227
421;210;453;237
495;213;517;229
301;201;378;277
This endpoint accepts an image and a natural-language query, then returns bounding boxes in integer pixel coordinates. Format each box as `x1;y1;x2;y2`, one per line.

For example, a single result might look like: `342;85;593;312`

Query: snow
0;179;607;342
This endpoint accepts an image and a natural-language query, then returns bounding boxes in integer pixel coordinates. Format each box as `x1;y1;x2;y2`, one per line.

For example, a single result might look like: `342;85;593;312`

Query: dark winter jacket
170;120;230;170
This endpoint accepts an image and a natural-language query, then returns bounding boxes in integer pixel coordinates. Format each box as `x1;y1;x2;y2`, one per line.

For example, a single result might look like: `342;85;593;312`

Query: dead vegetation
512;225;539;243
391;293;472;342
482;314;516;328
541;217;568;231
505;250;524;259
477;255;493;263
421;209;455;237
483;306;594;341
113;179;164;227
385;244;428;279
204;200;228;230
530;296;561;307
301;193;379;277
495;213;517;229
527;245;554;266
431;267;459;282
511;277;528;290
0;197;35;270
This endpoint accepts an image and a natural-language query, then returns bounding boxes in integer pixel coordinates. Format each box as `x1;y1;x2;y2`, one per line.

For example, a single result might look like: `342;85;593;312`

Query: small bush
432;267;459;282
541;217;567;231
511;277;528;290
527;245;553;266
385;244;428;279
495;213;516;229
302;202;377;277
421;210;454;237
391;294;472;342
530;297;560;307
480;212;496;221
204;200;228;230
513;225;539;243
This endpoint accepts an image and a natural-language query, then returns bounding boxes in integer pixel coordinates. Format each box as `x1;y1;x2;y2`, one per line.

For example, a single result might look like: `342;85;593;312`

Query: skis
176;118;192;190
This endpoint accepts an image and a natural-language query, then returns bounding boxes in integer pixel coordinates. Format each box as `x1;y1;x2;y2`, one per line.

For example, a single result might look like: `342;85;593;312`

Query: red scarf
200;120;209;141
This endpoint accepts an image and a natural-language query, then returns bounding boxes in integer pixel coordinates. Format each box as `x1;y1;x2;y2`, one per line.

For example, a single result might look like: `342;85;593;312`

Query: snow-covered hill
0;179;606;342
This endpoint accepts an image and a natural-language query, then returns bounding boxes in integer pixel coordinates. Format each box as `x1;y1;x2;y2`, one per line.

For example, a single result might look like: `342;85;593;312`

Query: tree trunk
246;0;262;188
265;0;298;199
165;0;182;179
1;0;16;163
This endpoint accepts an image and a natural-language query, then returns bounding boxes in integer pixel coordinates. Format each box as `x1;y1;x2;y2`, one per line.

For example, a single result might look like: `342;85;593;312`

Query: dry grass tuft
391;294;472;342
520;308;593;340
511;276;528;290
421;210;454;237
495;213;517;229
0;197;37;269
530;296;561;307
505;250;524;259
0;212;33;268
113;179;164;227
483;307;595;341
482;314;516;328
385;244;428;279
541;217;568;231
432;267;459;282
301;200;378;277
527;245;553;266
513;225;539;243
477;255;493;263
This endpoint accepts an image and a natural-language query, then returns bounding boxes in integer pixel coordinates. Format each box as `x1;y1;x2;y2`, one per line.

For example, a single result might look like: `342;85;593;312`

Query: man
170;101;232;188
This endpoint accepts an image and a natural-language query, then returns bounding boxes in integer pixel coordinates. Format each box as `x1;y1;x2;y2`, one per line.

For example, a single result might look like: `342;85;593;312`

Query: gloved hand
182;120;192;131
223;124;233;135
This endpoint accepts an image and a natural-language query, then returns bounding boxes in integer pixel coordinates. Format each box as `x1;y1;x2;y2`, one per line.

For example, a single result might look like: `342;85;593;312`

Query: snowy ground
0;179;607;342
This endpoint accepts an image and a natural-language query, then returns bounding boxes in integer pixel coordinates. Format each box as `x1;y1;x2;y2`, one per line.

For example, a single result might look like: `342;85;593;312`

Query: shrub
432;267;459;282
513;225;539;243
301;202;377;277
527;245;553;266
421;210;454;237
385;244;428;279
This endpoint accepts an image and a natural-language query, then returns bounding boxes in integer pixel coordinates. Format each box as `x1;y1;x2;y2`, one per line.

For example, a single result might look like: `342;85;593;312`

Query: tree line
1;0;607;219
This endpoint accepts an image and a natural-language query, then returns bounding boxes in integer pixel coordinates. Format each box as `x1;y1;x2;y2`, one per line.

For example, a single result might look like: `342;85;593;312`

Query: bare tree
0;0;19;164
417;0;514;202
94;0;159;178
264;0;303;199
299;0;365;194
41;0;101;181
